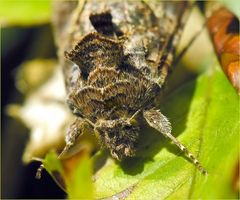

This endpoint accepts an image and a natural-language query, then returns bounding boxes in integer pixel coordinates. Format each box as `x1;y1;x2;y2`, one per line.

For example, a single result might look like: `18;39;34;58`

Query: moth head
95;118;140;160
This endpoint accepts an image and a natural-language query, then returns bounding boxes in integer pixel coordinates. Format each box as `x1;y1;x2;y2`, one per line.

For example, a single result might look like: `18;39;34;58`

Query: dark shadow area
120;157;151;176
17;163;66;199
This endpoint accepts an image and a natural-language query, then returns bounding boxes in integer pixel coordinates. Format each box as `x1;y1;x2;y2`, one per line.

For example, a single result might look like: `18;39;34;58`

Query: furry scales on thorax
55;0;207;174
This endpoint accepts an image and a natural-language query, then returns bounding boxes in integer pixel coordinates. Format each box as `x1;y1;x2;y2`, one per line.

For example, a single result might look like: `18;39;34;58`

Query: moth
53;0;207;174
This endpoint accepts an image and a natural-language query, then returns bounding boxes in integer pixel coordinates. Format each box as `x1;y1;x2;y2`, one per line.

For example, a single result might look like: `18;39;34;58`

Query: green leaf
44;151;64;175
0;0;51;26
43;151;66;191
67;154;94;199
42;151;94;199
93;68;239;199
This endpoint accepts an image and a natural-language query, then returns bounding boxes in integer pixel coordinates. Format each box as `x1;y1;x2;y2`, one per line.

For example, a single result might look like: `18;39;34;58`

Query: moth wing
148;1;192;86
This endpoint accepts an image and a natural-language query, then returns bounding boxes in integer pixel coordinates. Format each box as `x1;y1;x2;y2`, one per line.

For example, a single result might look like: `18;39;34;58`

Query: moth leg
58;118;92;158
143;108;207;174
35;118;92;179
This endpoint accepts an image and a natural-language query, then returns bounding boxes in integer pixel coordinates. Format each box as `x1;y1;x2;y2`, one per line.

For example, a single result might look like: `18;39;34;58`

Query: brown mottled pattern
88;67;120;87
54;1;207;172
65;32;123;75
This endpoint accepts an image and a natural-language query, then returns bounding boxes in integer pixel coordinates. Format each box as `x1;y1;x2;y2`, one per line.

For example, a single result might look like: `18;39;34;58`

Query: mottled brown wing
147;1;192;86
52;0;192;91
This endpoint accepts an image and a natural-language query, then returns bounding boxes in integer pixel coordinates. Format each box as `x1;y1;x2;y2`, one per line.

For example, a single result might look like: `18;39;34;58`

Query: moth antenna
35;164;45;179
143;109;207;175
162;130;207;175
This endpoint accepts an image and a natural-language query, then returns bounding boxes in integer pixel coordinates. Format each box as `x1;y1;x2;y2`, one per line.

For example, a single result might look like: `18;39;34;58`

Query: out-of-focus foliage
66;153;94;199
6;61;70;163
16;59;57;94
43;150;94;199
0;0;51;26
206;6;240;94
220;0;240;18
